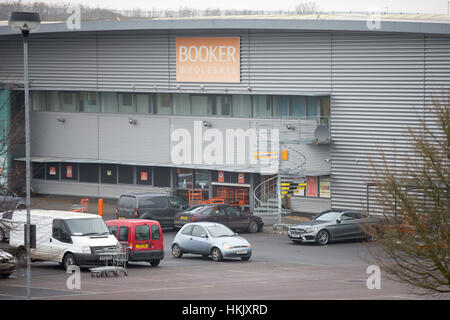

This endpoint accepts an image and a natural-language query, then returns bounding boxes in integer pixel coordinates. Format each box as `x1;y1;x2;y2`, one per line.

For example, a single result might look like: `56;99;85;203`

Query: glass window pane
79;92;99;113
211;95;231;116
273;96;288;117
151;225;160;240
232;95;252;118
320;96;330;124
136;94;151;114
195;170;210;190
135;225;150;241
118;93;134;114
32;91;45;111
191;95;208;116
253;95;271;118
177;168;193;189
46;91;60;111
307;97;319;117
289;96;306;117
173;93;190;115
319;176;331;198
137;166;152;185
156;93;171;115
61;92;77;112
102;92;118;113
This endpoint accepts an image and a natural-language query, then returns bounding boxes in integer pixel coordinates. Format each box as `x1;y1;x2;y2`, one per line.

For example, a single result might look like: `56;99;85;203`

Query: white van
9;209;119;270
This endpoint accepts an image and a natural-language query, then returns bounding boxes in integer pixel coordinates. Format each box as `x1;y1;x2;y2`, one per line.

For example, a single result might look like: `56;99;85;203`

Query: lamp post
8;11;41;300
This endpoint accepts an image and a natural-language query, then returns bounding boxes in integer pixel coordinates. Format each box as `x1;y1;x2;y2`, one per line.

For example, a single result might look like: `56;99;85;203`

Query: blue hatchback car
171;222;252;262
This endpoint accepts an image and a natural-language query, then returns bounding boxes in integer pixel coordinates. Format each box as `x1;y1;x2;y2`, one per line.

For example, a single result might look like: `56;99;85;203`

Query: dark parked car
288;209;382;245
0;188;26;212
117;193;189;229
174;204;264;233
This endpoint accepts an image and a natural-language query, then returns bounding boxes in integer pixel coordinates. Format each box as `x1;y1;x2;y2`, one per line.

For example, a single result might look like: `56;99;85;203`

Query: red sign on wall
49;166;56;175
306;176;318;197
218;171;224;183
141;171;148;181
238;173;245;184
66;165;72;178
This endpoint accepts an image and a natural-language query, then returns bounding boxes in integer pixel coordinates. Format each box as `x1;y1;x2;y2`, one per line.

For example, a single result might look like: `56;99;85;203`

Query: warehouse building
0;16;449;217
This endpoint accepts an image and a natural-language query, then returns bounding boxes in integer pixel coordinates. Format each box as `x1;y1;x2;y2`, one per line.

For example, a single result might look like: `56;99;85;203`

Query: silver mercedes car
288;209;381;245
172;222;252;261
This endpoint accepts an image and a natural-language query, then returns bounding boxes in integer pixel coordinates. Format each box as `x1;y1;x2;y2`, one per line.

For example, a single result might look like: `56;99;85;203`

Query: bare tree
364;91;449;295
295;2;320;14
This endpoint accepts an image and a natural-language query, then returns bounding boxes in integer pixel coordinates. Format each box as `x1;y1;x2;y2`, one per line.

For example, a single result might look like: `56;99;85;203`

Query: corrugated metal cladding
0;28;449;212
330;32;450;212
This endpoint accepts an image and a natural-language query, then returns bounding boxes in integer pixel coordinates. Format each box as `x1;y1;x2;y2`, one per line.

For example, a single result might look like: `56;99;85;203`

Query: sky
18;0;450;14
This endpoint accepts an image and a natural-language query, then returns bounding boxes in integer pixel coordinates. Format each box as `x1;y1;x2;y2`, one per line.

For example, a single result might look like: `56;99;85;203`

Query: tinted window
340;213;354;221
79;163;99;183
181;225;194;235
212;207;226;216
118;165;134;184
135;225;150;241
119;196;136;210
225;206;240;216
191;225;207;237
151;225;161;240
140;196;166;209
118;226;129;242
52;219;70;242
169;197;186;210
101;164;117;184
108;225;118;237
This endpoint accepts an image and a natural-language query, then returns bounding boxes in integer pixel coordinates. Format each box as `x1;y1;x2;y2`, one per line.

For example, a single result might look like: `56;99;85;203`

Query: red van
106;219;164;266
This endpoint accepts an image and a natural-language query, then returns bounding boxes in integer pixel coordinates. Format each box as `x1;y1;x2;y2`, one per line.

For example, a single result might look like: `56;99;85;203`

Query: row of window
31;91;330;119
32;162;171;187
31;162;330;198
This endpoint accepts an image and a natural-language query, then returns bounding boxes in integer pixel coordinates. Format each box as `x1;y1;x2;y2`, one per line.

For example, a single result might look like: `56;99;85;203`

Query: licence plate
236;250;248;255
99;255;112;260
291;233;300;238
136;244;149;249
180;216;188;221
118;217;125;220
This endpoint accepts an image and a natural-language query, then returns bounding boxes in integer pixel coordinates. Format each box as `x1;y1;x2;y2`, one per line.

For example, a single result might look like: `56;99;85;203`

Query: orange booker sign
176;37;240;83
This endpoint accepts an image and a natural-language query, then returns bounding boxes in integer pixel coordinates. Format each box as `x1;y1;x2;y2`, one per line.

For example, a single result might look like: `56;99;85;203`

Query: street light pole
9;11;40;301
23;29;31;300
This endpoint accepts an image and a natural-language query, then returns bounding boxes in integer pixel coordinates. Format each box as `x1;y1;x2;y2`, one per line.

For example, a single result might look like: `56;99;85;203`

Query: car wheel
62;253;77;271
17;204;26;210
0;273;13;279
149;259;160;267
211;247;223;262
171;244;183;258
316;230;330;245
247;221;259;233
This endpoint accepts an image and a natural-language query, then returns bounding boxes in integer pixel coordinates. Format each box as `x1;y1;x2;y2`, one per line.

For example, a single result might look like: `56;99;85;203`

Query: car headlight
222;243;233;250
81;245;91;254
305;227;318;233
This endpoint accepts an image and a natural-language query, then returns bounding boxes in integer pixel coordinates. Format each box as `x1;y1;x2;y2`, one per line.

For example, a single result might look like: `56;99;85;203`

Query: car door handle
189;237;193;240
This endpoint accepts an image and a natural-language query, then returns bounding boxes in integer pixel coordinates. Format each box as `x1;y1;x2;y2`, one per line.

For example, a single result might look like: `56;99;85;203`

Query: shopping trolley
90;242;129;278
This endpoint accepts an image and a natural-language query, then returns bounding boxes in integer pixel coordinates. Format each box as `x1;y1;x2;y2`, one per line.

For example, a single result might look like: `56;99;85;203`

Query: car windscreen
206;225;235;238
314;211;343;222
65;218;110;236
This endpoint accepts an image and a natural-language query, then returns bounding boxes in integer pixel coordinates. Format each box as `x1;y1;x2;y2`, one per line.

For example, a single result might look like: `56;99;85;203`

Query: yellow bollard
98;198;103;217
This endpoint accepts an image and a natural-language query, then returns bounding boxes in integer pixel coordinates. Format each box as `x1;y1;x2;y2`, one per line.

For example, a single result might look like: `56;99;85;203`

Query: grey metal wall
330;32;450;212
1;29;449;212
